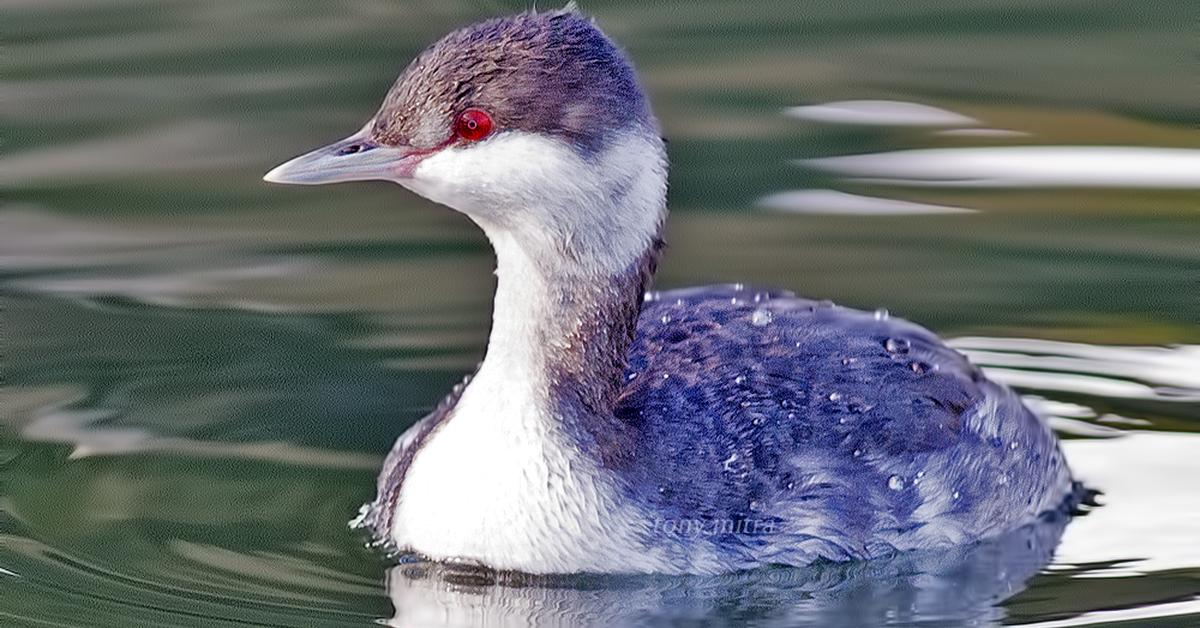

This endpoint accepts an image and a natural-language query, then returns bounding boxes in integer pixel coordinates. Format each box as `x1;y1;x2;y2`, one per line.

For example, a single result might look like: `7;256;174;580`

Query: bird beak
263;126;418;185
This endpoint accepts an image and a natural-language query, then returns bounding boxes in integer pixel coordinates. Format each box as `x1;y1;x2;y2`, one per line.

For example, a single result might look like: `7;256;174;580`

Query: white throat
404;127;667;275
386;128;672;573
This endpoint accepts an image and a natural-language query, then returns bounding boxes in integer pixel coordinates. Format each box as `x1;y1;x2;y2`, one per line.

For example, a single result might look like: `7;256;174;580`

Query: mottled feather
605;285;1074;568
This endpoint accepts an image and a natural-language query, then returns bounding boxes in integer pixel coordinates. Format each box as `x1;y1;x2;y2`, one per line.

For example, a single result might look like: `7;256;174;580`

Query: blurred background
3;1;1198;626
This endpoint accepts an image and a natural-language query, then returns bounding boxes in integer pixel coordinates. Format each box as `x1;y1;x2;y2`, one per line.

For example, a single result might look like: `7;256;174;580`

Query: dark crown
370;10;654;153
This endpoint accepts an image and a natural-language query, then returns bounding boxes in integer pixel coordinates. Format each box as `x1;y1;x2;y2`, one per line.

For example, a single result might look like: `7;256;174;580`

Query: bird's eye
455;108;494;142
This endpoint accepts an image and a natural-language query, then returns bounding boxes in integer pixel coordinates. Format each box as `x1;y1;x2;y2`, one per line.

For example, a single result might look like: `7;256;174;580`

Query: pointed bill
263;127;419;185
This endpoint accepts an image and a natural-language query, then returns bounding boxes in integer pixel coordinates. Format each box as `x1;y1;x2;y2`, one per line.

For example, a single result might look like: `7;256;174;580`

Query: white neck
387;130;673;573
475;131;667;408
408;126;669;417
406;128;668;273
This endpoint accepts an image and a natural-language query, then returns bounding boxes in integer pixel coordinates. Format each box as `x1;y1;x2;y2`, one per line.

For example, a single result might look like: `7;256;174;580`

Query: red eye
455;108;493;142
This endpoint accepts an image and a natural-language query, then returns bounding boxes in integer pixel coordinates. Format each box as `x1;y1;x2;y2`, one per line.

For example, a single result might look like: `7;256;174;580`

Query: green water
3;1;1199;626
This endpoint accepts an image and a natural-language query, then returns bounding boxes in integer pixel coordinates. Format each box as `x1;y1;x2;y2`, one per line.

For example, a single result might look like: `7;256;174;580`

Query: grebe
264;10;1075;575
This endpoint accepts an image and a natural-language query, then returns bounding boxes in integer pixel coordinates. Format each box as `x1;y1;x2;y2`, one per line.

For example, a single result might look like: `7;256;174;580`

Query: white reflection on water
953;336;1200;587
1057;432;1200;578
784;100;979;127
950;337;1200;402
803;146;1200;188
934;128;1030;138
770;99;1200;215
757;189;977;215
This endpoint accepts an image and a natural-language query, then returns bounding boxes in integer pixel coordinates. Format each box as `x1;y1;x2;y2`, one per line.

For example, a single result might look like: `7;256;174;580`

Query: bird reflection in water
384;511;1072;627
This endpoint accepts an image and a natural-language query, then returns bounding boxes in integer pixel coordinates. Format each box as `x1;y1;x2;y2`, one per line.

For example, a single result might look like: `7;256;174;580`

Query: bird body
265;10;1075;575
357;284;1073;575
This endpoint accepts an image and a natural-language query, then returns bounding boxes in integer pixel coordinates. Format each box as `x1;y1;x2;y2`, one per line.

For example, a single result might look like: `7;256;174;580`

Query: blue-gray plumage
612;285;1072;567
267;9;1077;575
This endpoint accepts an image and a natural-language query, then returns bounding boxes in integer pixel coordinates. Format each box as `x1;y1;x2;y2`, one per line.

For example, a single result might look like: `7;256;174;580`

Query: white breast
388;362;669;574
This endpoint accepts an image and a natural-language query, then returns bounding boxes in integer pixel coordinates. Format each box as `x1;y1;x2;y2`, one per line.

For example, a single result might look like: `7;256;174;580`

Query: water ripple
803;146;1200;188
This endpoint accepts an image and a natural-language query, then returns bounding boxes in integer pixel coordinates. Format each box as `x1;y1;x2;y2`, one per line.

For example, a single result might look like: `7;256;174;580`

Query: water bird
264;9;1075;575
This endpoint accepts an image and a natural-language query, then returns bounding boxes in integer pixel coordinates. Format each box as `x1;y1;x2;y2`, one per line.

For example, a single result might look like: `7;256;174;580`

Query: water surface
3;1;1199;626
